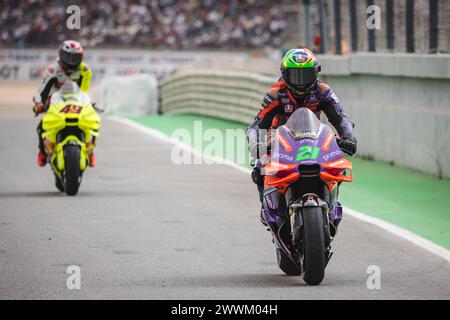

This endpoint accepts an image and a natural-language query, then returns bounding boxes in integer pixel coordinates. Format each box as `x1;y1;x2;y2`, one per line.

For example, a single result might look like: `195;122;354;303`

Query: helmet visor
285;67;317;88
60;50;82;69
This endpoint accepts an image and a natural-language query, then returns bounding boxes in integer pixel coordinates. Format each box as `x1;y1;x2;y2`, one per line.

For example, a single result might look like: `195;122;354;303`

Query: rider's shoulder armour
80;61;91;72
42;62;63;80
318;81;331;96
267;81;286;99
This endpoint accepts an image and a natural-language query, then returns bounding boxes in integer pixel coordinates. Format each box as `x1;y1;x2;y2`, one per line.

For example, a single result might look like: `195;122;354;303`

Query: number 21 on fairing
296;146;320;161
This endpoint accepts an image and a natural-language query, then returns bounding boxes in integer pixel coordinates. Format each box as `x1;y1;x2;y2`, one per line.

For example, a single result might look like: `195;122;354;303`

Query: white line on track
109;116;450;262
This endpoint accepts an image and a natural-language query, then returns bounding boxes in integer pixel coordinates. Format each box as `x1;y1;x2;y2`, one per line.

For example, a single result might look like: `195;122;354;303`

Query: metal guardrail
159;70;276;124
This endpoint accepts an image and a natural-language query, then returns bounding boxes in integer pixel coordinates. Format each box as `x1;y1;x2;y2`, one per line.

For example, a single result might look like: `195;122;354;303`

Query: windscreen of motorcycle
285;108;321;139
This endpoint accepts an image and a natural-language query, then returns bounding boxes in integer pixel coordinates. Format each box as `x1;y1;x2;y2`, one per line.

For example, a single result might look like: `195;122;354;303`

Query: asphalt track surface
0;118;449;299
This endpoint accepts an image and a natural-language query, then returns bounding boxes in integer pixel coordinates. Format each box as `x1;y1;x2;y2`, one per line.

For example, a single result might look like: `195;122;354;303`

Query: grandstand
0;0;296;49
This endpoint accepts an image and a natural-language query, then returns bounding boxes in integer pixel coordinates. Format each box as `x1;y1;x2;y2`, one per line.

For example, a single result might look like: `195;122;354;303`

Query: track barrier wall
160;53;450;178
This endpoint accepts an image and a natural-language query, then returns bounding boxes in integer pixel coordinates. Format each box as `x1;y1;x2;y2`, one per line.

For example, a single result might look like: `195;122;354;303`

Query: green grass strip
130;114;450;249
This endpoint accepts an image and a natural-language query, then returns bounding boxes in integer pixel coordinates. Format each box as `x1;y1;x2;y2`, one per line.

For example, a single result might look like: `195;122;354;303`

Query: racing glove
33;103;45;116
337;136;357;156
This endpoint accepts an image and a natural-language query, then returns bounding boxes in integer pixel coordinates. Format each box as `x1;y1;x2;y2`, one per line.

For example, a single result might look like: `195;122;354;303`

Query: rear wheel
302;207;326;285
276;248;301;276
63;145;81;196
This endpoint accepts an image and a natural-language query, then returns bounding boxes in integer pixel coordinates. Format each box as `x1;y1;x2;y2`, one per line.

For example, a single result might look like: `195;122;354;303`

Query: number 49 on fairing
60;104;83;114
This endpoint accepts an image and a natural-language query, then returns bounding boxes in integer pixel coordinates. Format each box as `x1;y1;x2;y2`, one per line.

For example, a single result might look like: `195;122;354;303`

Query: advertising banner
0;49;248;82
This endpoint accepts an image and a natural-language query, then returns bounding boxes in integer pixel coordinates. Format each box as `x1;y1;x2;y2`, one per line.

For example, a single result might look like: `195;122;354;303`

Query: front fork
290;194;333;256
45;136;88;179
263;191;333;271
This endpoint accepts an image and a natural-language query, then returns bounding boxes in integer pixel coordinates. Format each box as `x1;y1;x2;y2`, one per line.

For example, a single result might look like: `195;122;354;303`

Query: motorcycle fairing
41;93;100;177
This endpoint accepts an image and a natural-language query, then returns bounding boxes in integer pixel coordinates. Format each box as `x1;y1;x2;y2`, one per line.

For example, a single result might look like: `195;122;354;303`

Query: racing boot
89;151;96;167
37;149;47;167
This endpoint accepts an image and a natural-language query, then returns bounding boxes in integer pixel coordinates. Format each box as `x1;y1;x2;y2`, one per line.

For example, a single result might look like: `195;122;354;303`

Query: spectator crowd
0;0;295;49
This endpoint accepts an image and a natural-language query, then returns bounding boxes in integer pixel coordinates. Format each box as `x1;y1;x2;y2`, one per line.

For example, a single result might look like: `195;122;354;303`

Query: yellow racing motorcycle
41;82;101;196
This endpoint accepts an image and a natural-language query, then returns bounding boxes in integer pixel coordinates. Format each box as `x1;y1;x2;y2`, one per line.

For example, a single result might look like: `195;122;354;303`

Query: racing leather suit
34;61;92;153
247;79;355;226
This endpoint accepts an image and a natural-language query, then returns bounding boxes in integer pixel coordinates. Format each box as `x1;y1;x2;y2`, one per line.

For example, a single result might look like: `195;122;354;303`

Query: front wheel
302;207;326;285
63;144;81;196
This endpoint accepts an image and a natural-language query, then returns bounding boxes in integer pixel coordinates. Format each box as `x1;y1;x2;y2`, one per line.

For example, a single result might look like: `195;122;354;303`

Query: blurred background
1;0;449;53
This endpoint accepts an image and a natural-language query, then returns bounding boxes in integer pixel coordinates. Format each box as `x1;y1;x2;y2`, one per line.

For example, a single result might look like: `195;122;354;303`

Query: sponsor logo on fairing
272;152;294;162
322;149;342;162
275;131;293;152
322;130;335;151
294;132;317;139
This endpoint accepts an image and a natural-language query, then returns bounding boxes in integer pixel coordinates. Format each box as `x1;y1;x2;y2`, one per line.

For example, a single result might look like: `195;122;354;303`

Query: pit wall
160;53;450;178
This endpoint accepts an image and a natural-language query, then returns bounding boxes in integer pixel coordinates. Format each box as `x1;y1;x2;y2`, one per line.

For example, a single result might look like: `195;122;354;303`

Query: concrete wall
319;54;450;178
160;53;450;178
